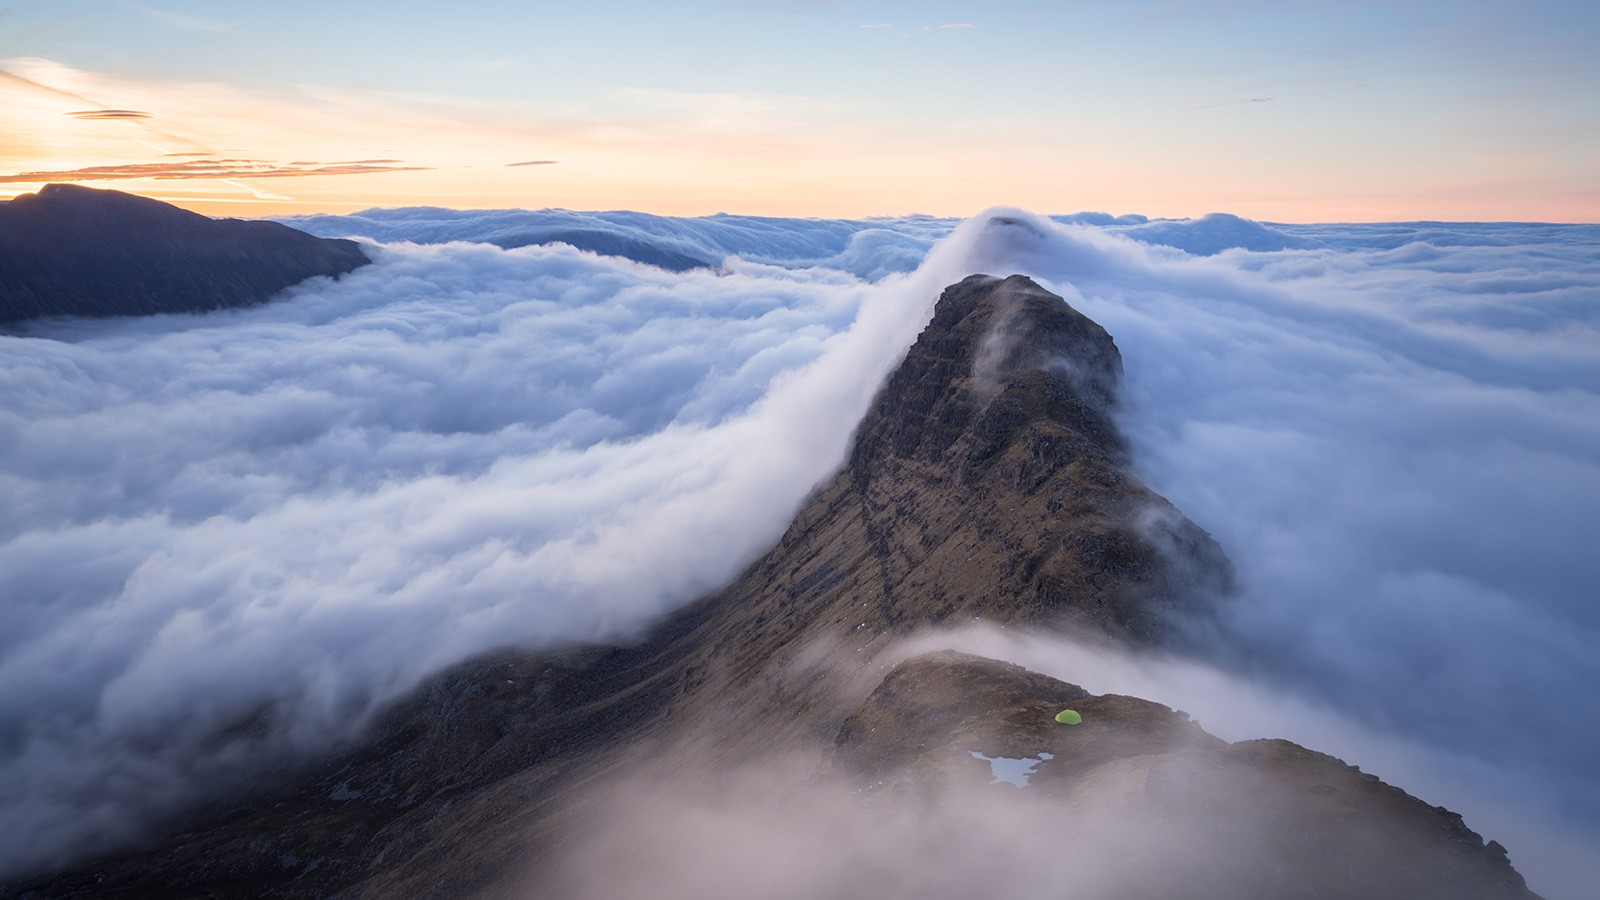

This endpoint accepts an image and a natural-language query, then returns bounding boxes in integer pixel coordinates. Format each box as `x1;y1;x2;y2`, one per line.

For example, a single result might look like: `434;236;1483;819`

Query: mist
2;207;1596;894
895;626;1600;900
525;623;1593;900
524;746;1282;900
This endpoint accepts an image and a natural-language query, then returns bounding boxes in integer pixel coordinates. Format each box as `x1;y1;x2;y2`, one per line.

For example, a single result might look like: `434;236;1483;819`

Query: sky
2;210;1597;896
2;0;1598;220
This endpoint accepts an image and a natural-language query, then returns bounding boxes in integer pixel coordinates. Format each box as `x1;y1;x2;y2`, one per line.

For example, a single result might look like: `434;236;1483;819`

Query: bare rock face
0;184;369;325
3;275;1535;899
834;273;1231;640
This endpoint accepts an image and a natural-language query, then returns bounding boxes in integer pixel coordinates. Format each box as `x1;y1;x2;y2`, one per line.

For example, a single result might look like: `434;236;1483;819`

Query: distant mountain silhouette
0;184;369;325
5;274;1537;899
488;228;714;272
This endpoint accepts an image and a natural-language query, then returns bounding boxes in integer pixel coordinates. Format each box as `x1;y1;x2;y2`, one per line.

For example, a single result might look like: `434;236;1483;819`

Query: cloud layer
0;158;428;184
1;208;1596;894
282;206;956;281
0;237;972;876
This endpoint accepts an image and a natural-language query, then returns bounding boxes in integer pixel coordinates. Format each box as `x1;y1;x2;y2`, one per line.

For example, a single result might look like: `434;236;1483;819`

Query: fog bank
2;208;1595;893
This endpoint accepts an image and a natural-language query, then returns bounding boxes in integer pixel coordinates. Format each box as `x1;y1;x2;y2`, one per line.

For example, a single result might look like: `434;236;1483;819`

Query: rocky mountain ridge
5;273;1536;898
817;651;1531;900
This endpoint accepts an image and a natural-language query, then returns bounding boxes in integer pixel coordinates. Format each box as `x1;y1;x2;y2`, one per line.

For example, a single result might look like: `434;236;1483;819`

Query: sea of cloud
284;206;958;281
2;206;1596;893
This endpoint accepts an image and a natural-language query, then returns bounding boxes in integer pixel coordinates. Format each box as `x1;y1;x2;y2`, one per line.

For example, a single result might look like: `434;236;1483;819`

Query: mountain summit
5;274;1536;898
0;184;369;325
837;273;1230;638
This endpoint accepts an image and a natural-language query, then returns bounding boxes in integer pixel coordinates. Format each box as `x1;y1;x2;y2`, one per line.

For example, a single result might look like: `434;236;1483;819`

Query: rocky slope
4;274;1535;898
818;651;1532;900
0;184;369;325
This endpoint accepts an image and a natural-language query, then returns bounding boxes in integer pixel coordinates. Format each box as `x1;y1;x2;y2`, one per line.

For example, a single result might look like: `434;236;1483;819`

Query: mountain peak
851;273;1125;480
827;273;1226;641
0;184;370;325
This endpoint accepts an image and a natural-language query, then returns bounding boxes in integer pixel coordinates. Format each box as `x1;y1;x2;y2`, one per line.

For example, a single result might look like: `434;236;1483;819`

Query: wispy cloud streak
1181;97;1276;111
67;109;152;120
0;158;431;183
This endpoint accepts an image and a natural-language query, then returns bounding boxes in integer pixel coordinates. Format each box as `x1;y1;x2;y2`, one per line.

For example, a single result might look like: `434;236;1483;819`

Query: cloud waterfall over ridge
0;236;999;876
1;208;1597;893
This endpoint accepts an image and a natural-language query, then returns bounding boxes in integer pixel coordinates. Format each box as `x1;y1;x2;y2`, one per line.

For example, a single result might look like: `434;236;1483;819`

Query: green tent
1055;708;1082;725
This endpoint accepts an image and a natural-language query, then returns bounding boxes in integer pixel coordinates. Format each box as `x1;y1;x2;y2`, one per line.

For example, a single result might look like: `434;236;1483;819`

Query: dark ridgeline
487;228;713;272
4;273;1539;899
0;184;369;325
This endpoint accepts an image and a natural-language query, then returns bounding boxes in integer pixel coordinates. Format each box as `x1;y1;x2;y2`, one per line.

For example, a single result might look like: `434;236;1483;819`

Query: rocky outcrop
4;275;1534;899
825;651;1534;900
0;184;369;325
834;273;1230;640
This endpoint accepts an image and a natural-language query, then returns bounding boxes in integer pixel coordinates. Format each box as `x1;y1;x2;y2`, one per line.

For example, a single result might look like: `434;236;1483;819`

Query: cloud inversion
1;208;1595;897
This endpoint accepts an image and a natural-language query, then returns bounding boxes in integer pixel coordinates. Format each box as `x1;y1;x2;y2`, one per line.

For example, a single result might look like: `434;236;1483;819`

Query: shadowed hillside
0;184;368;325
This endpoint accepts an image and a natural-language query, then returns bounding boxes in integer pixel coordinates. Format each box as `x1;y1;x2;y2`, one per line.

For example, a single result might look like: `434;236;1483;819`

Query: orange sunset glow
6;38;1597;222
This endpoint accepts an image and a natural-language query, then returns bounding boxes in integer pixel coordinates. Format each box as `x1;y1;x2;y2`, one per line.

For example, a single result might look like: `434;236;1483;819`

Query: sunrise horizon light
3;2;1597;223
